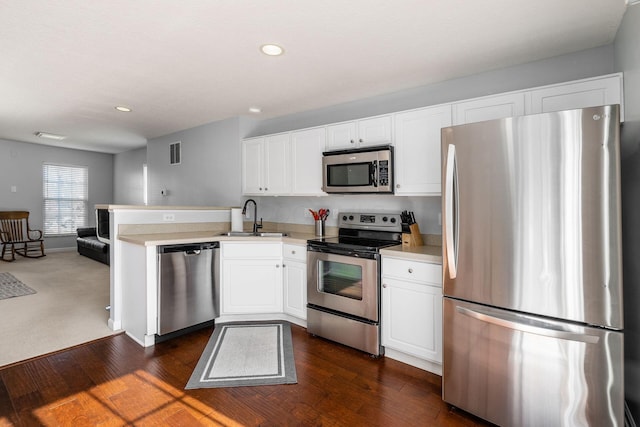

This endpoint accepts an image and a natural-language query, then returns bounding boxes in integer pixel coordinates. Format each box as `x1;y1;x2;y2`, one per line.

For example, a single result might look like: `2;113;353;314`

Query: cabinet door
326;121;357;150
264;134;290;195
242;138;264;195
382;277;442;362
283;260;307;319
358;115;392;147
394;106;451;195
526;74;623;119
222;259;283;314
290;128;326;195
452;92;525;125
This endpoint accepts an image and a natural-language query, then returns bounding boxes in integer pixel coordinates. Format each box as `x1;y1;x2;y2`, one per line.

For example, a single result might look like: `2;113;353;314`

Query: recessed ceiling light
249;107;262;114
35;131;66;140
115;106;132;112
260;44;284;56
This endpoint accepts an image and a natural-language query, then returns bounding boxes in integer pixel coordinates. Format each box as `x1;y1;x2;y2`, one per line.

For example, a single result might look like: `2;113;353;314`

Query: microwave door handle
370;161;378;187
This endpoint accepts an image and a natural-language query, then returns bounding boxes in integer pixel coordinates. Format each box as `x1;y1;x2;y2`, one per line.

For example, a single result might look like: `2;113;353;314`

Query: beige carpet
0;250;117;367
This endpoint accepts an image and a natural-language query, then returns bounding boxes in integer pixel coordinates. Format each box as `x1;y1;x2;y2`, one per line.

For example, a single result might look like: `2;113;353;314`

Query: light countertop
118;231;319;247
380;244;442;264
96;204;234;211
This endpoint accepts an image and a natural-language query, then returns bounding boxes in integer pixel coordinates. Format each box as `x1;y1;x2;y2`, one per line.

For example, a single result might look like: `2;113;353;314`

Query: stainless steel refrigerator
441;105;624;426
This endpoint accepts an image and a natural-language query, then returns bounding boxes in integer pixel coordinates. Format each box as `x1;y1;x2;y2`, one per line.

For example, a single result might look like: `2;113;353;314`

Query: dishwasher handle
158;241;219;254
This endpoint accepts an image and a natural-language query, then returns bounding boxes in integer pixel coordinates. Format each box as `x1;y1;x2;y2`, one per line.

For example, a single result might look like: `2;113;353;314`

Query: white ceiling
0;0;629;154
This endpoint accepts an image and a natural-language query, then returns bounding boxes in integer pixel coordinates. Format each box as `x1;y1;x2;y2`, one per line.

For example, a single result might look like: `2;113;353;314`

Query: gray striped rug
0;272;36;300
186;321;297;389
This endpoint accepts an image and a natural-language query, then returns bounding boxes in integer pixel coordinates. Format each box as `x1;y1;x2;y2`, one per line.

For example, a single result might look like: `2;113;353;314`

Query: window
43;163;88;236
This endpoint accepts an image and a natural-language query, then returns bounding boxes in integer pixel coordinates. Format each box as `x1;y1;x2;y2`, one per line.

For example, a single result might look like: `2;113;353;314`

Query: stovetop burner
307;211;403;253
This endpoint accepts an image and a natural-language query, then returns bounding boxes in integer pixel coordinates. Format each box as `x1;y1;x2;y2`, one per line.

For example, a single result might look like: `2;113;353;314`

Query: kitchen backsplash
249;195;442;235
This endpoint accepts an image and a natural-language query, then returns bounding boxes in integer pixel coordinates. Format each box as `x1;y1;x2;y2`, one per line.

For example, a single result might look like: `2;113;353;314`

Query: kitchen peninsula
102;204;232;346
104;204;322;347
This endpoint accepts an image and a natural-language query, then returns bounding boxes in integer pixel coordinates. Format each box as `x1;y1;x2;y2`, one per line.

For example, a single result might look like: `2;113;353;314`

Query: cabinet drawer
222;242;281;258
382;257;441;285
283;244;306;262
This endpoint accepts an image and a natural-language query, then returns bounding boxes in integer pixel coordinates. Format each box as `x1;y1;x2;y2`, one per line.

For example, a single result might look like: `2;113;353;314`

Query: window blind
43;163;88;236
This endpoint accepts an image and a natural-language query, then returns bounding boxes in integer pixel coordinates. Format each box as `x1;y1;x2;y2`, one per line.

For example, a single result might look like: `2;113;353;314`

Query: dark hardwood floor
0;323;492;426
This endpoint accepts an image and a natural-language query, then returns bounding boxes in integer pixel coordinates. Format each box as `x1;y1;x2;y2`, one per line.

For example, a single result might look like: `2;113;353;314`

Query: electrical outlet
438;213;442;226
163;213;175;222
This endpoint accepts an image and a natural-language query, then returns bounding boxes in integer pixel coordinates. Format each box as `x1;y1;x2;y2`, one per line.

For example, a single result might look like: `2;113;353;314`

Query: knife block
402;223;424;247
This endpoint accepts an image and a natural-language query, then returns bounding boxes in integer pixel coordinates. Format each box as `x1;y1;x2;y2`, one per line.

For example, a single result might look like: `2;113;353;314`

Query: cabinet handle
259;187;263;191
265;187;268;191
359;138;363;143
350;139;355;144
282;264;286;268
396;184;400;188
291;250;296;254
382;283;387;288
408;268;413;274
276;264;280;268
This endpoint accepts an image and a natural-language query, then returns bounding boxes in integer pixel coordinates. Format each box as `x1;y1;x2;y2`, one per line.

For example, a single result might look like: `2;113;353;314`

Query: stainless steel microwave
322;145;394;193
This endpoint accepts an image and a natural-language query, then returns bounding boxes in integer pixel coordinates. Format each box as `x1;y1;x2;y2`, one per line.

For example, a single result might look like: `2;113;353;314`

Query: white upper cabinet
264;134;291;195
526;73;624;120
290;127;326;196
394;105;452;196
242;128;326;196
452;73;623;126
242;134;290;196
242;138;264;195
452;93;526;125
326;115;392;150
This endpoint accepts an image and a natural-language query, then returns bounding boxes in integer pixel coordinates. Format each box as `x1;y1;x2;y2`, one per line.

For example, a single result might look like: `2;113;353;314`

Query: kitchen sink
220;231;288;237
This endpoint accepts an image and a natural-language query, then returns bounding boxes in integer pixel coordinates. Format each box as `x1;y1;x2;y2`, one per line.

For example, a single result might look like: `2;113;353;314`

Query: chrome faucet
241;199;262;233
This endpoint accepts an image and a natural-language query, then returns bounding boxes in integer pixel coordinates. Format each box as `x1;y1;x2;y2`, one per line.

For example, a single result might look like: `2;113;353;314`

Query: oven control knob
342;215;348;221
382;216;388;222
390;217;397;223
349;215;354;221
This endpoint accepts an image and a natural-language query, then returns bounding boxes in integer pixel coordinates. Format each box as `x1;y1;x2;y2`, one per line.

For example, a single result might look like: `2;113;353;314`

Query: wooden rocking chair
0;211;46;262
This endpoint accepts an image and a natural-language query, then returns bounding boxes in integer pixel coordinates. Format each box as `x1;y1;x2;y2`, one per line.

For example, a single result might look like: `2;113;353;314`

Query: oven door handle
307;246;378;260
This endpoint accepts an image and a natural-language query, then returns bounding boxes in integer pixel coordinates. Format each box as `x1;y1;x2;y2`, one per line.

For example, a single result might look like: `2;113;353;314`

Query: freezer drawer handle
456;306;600;344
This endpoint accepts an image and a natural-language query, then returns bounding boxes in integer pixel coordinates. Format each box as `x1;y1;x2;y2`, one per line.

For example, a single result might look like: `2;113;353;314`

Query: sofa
77;227;110;265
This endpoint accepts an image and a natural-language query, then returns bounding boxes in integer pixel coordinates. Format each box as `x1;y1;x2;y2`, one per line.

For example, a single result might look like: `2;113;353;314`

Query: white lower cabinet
221;242;283;314
381;257;442;365
282;244;307;320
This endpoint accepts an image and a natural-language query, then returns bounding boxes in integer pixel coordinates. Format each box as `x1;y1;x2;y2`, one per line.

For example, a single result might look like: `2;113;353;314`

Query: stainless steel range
306;211;402;356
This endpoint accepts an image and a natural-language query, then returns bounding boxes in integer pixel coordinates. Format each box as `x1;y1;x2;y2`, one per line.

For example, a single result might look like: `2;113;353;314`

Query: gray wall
114;147;147;205
250;45;615;136
145;117;244;207
615;3;640;419
0;138;114;249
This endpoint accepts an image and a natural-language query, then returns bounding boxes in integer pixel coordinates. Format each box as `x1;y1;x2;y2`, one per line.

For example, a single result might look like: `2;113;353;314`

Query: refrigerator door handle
456;305;600;344
444;144;458;278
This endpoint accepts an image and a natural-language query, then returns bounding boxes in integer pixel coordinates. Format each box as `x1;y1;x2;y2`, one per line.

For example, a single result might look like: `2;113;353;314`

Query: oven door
307;249;379;321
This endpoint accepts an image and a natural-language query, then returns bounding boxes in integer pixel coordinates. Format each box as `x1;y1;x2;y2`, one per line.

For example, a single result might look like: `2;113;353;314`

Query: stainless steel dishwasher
157;241;219;335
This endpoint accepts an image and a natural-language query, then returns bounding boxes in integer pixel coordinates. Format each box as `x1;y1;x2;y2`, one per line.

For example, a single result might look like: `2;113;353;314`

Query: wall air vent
170;142;181;165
